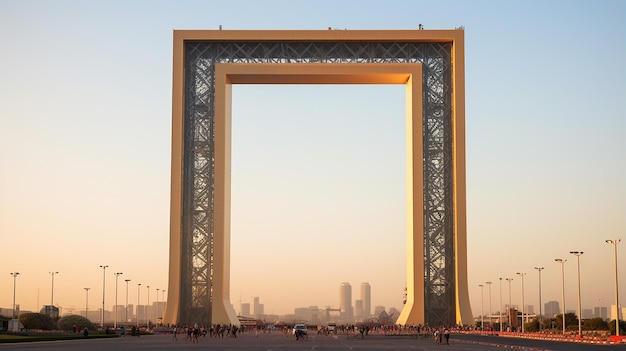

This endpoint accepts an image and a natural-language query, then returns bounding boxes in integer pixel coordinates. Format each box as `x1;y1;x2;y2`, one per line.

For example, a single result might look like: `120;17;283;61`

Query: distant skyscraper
360;283;371;318
374;306;385;318
126;304;134;323
339;282;353;320
253;297;260;318
355;299;363;319
594;306;608;319
610;305;624;321
241;303;250;317
544;301;560;317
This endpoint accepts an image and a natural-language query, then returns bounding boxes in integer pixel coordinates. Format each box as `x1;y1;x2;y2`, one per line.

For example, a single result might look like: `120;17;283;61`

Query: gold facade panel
166;29;471;326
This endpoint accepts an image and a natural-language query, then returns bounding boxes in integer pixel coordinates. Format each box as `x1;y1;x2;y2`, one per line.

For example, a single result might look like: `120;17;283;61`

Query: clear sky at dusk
1;0;624;320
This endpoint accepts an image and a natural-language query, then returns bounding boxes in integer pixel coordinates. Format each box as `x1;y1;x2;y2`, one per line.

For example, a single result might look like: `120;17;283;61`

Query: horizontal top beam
218;63;420;85
174;29;463;43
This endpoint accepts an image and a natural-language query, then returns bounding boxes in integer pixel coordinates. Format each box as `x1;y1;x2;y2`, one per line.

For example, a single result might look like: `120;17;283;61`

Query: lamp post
146;285;150;328
124;279;131;324
517;272;526;333
10;272;20;318
49;271;59;307
486;282;493;330
114;272;123;328
99;265;108;327
499;278;503;332
505;278;513;329
555;258;567;334
137;283;141;327
161;289;165;324
570;251;584;338
84;288;90;319
606;239;621;336
534;267;544;332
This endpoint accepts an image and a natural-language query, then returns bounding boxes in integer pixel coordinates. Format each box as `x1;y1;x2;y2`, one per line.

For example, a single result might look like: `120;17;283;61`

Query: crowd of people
170;323;240;342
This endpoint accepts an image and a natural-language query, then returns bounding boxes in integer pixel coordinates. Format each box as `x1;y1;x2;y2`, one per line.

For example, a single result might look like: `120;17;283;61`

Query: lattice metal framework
180;40;455;326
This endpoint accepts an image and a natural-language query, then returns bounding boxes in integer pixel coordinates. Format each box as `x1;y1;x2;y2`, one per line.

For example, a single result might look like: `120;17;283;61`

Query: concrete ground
0;331;623;351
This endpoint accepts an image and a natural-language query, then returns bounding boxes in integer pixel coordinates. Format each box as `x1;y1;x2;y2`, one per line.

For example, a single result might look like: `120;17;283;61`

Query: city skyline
1;1;624;320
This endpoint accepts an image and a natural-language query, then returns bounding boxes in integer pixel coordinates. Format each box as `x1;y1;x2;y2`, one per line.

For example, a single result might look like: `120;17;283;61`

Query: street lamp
84;288;90;319
499;278;503;332
555;258;567;334
49;271;59;307
124;279;131;324
161;289;165;324
10;272;20;318
486;282;493;330
99;265;108;328
534;267;544;332
137;283;141;327
517;272;526;333
606;239;621;336
114;272;123;329
570;251;584;338
479;284;484;330
505;278;513;330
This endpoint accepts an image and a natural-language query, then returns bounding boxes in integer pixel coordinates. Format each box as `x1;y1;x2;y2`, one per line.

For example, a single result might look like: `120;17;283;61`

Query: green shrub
57;315;96;331
18;313;54;330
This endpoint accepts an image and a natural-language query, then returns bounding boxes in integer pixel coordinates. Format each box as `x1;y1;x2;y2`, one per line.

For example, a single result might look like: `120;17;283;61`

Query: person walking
443;328;450;345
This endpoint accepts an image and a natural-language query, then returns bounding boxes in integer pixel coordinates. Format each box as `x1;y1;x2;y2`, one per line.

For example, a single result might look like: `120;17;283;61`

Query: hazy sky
1;0;624;320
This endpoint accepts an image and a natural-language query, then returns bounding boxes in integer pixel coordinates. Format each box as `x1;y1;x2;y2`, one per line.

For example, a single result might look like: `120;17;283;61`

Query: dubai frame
165;29;473;327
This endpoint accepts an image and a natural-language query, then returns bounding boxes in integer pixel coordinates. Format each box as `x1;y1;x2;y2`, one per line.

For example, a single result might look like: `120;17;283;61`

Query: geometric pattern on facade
166;30;472;327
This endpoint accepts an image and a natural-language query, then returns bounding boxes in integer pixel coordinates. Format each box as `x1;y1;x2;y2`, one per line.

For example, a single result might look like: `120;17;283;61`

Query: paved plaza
0;332;623;351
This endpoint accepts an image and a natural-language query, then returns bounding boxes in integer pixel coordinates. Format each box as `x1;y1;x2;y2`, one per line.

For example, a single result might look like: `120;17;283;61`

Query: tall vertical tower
253;297;260;318
166;29;472;327
240;303;250;317
339;282;353;320
361;282;371;318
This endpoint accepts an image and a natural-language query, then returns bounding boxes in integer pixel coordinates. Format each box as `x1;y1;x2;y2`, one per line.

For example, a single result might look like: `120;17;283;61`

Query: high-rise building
355;299;363;319
125;304;134;323
241;303;250;317
360;282;371;318
339;282;353;320
594;306;608;319
610;305;624;321
253;297;260;317
544;301;560;317
113;305;125;323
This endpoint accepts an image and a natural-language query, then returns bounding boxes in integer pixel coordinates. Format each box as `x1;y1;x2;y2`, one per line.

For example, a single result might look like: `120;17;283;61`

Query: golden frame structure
165;29;473;327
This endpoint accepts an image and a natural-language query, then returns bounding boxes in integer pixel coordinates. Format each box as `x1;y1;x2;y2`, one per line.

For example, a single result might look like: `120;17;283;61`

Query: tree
555;312;578;330
524;318;539;332
19;312;54;330
583;317;608;331
57;315;97;331
608;320;626;336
